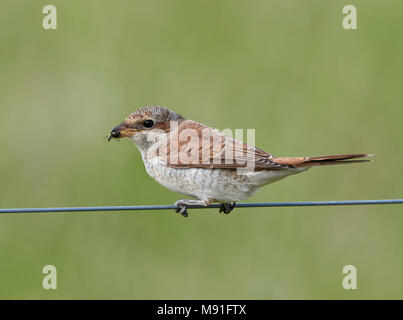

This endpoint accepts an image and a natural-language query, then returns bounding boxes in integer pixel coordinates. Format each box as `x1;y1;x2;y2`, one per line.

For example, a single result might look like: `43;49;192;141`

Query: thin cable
0;199;402;214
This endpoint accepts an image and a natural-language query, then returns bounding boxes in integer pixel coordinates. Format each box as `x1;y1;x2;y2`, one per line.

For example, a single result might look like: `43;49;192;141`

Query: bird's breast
141;156;258;201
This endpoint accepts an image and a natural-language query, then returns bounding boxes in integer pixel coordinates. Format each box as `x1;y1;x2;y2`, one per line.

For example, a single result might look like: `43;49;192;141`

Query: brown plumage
273;154;372;168
159;120;371;170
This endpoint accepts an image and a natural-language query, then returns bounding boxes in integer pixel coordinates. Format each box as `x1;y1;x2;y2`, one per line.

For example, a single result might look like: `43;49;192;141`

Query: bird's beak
108;123;138;141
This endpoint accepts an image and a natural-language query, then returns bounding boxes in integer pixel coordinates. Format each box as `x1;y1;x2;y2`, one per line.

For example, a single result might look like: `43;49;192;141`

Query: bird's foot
174;200;189;217
219;202;236;214
174;199;212;217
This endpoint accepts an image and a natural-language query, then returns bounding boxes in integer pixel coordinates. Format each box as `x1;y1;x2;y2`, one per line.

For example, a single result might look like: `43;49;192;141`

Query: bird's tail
273;153;373;168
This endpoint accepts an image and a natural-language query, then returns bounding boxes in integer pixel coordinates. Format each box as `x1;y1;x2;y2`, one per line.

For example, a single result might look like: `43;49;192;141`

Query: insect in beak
108;123;137;141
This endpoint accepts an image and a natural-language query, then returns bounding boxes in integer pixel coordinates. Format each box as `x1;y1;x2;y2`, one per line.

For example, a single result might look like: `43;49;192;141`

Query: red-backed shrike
109;106;371;217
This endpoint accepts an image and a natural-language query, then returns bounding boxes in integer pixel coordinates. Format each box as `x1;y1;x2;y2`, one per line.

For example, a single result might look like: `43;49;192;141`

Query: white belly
141;156;306;203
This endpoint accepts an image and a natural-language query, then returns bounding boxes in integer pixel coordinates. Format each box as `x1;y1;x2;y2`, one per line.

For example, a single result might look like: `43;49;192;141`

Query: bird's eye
143;119;155;128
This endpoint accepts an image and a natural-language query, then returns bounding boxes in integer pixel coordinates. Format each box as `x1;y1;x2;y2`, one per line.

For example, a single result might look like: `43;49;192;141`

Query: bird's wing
162;120;292;170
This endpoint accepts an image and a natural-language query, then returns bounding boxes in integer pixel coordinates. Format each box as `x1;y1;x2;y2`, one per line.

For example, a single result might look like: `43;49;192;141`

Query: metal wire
0;199;402;215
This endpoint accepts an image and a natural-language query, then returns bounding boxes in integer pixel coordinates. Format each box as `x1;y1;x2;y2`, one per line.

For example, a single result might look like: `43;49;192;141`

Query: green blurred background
0;0;402;299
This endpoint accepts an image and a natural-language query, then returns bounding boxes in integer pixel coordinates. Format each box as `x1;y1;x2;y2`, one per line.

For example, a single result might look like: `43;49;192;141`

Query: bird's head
108;106;186;151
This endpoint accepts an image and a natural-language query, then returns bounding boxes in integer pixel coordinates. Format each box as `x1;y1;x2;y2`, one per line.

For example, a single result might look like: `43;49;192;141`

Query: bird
108;105;371;217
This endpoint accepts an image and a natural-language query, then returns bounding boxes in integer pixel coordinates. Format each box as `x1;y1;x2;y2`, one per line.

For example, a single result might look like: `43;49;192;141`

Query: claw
175;202;189;217
219;202;236;214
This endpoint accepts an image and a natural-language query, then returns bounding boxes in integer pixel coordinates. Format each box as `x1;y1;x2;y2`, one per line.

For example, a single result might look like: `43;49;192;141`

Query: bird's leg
219;202;236;214
174;199;212;217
